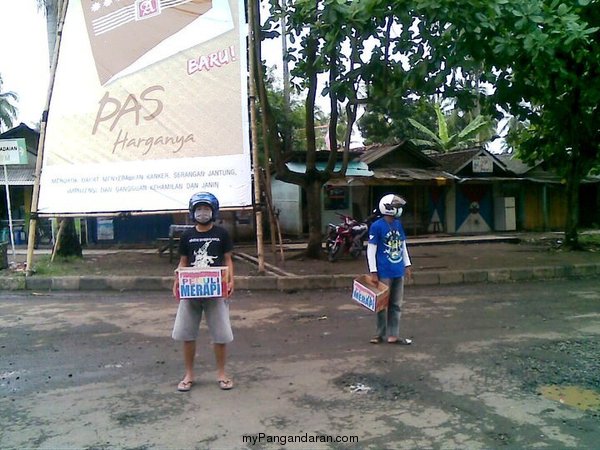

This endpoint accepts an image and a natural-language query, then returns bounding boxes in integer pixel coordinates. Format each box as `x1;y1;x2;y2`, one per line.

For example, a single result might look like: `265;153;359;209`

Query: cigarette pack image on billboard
177;266;229;299
351;276;389;312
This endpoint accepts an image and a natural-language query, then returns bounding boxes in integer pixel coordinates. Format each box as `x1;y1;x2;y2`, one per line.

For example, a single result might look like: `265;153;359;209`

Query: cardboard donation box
352;275;389;312
177;267;230;299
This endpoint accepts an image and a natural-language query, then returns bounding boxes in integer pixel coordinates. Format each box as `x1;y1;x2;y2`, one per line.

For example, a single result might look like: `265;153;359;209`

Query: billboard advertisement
38;0;251;214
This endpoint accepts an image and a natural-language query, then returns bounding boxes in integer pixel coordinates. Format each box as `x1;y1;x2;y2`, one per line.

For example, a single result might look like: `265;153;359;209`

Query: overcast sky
0;1;50;128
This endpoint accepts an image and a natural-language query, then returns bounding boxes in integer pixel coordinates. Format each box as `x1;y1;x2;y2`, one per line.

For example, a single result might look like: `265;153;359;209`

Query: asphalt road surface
1;279;599;449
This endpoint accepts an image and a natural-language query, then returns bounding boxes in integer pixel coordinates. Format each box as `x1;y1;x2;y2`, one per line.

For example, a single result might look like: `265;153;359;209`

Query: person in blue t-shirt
366;194;413;345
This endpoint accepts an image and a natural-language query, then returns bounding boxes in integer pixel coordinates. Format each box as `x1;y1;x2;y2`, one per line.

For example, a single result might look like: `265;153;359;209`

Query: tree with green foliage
256;69;328;158
255;0;441;257
0;74;18;132
255;1;371;257
491;1;600;248
255;0;526;257
416;0;600;248
408;102;493;153
345;0;598;247
358;96;437;145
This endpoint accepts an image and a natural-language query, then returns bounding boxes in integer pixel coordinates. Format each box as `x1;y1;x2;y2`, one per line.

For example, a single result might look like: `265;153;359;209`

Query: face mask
194;209;212;224
394;208;403;218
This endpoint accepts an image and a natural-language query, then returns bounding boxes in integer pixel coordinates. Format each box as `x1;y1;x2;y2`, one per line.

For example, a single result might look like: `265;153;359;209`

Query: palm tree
408;102;493;153
0;74;19;132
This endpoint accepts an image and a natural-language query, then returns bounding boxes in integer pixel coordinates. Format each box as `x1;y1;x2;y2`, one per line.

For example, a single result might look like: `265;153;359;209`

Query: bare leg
214;343;233;389
182;340;196;382
214;343;227;379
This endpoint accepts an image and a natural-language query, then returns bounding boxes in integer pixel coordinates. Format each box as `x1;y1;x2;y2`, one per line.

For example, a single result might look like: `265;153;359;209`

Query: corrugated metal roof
286;161;373;177
1;166;35;185
372;168;457;181
326;168;456;187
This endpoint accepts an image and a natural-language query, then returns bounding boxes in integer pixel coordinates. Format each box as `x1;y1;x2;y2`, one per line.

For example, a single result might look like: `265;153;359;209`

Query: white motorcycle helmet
379;194;406;218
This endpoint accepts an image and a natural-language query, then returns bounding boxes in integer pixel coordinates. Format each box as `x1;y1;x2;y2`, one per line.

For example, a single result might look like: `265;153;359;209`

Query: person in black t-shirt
171;192;235;392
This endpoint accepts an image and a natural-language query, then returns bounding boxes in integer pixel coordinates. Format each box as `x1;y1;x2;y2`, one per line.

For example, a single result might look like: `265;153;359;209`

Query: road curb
0;262;598;292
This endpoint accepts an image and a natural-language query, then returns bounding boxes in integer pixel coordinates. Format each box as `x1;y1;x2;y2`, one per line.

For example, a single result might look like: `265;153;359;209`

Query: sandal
217;379;234;390
388;338;412;345
177;380;193;392
369;336;384;344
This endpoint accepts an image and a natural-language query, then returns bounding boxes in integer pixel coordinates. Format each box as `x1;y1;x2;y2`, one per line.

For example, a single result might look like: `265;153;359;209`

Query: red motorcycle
325;213;369;262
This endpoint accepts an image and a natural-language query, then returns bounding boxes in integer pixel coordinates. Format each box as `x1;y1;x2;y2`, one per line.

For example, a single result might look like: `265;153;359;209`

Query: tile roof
430;148;482;173
355;142;439;167
495;154;540;175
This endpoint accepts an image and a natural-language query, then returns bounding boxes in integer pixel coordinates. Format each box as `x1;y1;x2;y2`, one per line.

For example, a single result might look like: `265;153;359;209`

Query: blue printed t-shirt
368;217;407;279
179;225;233;268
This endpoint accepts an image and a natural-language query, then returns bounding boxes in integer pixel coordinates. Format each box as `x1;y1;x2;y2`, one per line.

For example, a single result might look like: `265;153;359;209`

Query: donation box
351;275;389;312
177;266;229;299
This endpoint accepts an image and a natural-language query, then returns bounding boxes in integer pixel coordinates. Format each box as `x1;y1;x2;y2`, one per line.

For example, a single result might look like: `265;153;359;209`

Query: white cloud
0;0;50;128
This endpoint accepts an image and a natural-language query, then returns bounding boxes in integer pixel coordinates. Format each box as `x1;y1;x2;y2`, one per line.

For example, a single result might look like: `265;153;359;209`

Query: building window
324;186;349;210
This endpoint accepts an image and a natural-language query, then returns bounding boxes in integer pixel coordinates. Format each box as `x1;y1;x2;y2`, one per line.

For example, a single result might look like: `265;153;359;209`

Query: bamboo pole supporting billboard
26;0;69;276
248;0;265;274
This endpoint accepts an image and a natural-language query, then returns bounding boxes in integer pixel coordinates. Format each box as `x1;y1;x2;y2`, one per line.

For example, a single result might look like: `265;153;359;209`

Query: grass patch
579;233;600;249
31;254;84;276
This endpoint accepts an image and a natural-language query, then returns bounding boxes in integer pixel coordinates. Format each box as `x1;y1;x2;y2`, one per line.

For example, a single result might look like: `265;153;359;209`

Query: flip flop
388;338;412;345
217;379;234;390
177;380;193;392
370;336;384;344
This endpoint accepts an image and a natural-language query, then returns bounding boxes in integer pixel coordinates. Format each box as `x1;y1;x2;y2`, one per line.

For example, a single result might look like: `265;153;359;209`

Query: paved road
1;279;599;449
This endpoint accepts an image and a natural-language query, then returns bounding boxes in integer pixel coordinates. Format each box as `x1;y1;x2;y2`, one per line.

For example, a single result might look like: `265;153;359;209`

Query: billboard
38;0;251;214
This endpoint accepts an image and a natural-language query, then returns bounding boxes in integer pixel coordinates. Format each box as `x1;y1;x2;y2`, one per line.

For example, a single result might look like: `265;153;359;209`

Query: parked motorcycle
325;213;370;262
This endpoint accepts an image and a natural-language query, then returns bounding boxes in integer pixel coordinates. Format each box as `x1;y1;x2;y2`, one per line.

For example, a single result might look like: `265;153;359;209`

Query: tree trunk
564;157;581;249
54;218;82;258
305;178;324;259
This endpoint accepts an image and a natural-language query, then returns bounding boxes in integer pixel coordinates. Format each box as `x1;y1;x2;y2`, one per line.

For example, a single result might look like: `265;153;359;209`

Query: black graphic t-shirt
178;225;233;267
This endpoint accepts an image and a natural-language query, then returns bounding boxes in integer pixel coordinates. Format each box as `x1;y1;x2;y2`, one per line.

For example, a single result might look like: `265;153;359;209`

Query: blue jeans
376;276;405;338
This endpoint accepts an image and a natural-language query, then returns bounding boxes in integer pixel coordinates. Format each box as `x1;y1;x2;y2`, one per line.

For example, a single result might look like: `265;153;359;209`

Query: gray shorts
172;298;233;343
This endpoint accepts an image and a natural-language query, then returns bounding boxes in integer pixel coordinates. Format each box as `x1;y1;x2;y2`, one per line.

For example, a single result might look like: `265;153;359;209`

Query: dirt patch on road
502;338;600;396
333;372;418;401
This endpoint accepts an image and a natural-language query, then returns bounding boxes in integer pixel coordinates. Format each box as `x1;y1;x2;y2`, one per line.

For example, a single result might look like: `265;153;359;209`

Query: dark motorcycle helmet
188;191;219;222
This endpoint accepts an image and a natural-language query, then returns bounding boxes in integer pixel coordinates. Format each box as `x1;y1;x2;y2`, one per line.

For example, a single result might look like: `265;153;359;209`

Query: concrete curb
1;262;598;292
